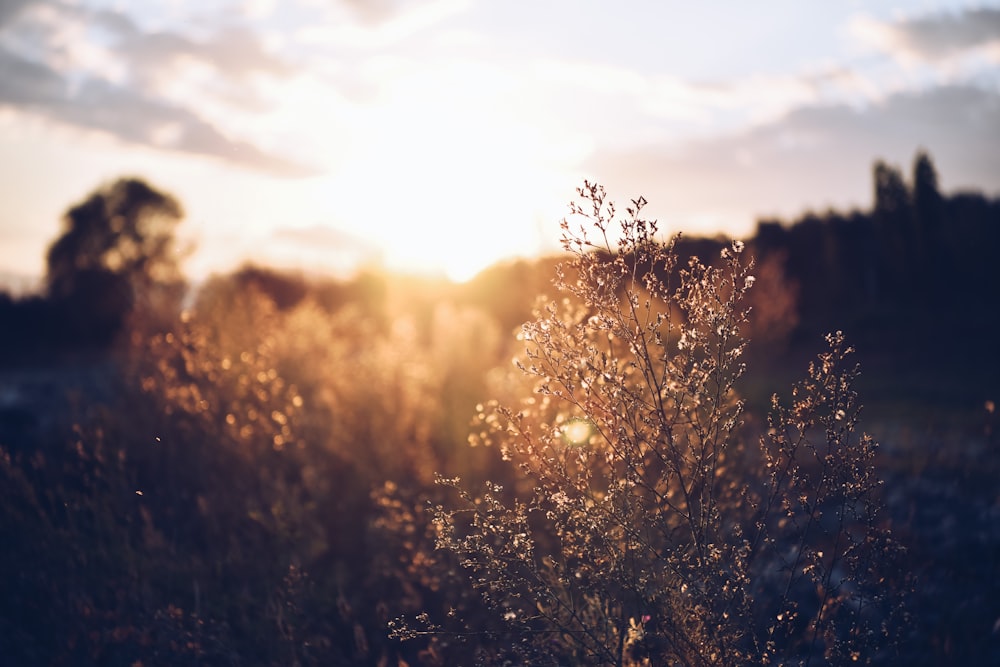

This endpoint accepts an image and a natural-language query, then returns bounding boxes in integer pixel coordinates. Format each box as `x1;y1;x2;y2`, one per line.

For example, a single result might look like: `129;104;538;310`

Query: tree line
753;151;1000;342
2;150;997;370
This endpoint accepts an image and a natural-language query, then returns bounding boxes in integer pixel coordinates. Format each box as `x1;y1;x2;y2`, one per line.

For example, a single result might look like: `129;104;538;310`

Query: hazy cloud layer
0;47;64;105
1;1;998;207
342;0;416;25
888;7;1000;58
0;0;39;26
92;10;293;83
584;85;1000;234
0;1;311;176
196;224;386;278
854;6;1000;61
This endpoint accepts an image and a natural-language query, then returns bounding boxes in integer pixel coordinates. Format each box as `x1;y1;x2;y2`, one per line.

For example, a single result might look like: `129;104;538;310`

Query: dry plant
393;182;908;665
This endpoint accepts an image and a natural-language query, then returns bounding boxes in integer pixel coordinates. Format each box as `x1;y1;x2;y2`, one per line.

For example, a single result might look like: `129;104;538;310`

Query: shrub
396;182;908;665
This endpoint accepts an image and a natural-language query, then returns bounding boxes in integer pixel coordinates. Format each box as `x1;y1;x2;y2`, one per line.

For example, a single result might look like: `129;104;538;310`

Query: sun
315;73;569;282
561;417;595;447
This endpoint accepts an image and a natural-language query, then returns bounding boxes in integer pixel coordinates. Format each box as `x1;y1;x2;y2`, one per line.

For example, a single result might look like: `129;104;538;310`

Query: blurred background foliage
0;151;998;665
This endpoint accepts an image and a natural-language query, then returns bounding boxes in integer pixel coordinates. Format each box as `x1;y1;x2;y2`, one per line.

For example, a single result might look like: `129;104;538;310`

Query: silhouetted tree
44;177;187;343
872;160;913;302
232;264;309;311
911;150;946;288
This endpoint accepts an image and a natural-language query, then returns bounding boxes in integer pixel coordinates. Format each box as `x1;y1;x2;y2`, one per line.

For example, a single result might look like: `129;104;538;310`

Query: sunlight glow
315;66;570;282
561;418;594;447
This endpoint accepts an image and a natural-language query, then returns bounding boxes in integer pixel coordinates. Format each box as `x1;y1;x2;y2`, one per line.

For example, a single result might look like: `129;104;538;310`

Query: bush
397;182;908;665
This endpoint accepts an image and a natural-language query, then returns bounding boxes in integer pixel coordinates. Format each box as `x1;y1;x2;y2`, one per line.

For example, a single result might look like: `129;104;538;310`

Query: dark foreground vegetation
0;152;997;665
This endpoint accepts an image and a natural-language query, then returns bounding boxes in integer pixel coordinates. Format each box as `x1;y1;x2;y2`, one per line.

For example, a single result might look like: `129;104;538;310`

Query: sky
1;1;999;284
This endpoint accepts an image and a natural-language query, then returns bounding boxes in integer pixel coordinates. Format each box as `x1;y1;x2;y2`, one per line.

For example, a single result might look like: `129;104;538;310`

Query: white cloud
241;0;278;21
850;7;1000;71
864;7;1000;58
297;0;470;49
525;56;869;148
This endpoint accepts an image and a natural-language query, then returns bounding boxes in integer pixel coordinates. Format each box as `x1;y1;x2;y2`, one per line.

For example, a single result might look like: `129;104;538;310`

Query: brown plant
396;182;908;666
